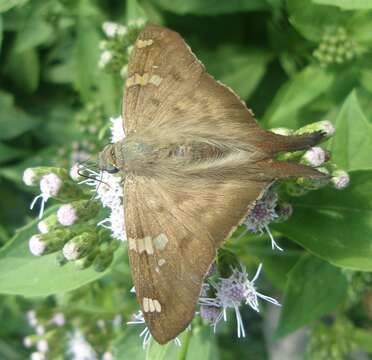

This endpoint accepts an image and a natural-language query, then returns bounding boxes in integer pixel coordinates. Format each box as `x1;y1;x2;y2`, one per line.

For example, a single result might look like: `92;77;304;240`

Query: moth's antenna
90;171;104;201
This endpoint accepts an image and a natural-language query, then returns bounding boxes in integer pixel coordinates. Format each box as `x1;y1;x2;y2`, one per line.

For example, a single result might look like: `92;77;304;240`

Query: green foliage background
1;0;372;359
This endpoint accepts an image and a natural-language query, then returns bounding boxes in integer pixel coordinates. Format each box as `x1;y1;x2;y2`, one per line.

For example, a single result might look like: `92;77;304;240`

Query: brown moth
98;24;325;344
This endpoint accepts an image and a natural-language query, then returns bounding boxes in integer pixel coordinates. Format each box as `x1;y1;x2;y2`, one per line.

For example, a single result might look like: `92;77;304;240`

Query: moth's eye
106;164;119;174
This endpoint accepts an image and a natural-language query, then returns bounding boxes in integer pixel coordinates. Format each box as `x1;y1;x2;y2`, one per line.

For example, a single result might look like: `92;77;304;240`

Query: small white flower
68;330;97;360
23;168;36;186
96;172;123;209
320;120;335;137
36;325;45;336
303;146;326;167
63;241;80;261
70;164;82;181
31;352;45;360
40;173;63;198
23;336;33;348
102;351;114;360
37;339;48;353
57;204;78;226
30;173;63;219
332;170;350;189
29;235;46;256
52;312;65;327
101;205;126;241
27;310;38;327
37;220;49;234
102;22;119;37
110;116;125;143
99;51;113;68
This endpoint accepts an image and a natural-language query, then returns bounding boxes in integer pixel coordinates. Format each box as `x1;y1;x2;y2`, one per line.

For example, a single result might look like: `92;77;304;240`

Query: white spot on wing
143;297;150;312
137;39;154;48
153;233;168;251
153;299;162;312
149;74;162;86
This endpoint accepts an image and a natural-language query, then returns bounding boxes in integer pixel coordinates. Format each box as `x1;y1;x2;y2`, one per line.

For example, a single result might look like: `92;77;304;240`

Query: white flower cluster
199;264;280;338
79;116;127;241
67;331;97;360
24;310;66;360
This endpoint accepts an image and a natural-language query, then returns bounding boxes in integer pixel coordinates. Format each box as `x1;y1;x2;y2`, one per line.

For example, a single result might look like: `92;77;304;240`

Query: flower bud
40;174;85;202
57;200;100;226
37;214;60;234
31;352;45;360
275;202;293;222
302;147;327;167
74;249;99;270
331;169;350;189
52;312;65;327
62;232;98;261
36;339;48;353
93;249;114;272
23;335;34;348
29;229;74;256
295;120;335;139
200;305;220;323
23;167;69;187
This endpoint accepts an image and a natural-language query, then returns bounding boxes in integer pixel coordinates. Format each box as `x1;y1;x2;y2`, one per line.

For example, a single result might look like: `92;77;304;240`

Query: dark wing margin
124;176;268;344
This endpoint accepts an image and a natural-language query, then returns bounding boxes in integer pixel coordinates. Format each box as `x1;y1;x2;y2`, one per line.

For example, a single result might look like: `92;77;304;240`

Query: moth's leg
254;131;326;154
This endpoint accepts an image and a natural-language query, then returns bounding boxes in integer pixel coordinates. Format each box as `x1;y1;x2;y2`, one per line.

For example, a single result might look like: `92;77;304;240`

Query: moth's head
98;144;119;174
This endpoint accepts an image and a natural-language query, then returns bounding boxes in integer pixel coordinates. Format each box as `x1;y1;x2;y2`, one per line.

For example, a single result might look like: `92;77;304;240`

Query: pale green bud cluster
99;19;146;77
305;318;356;360
313;27;356;67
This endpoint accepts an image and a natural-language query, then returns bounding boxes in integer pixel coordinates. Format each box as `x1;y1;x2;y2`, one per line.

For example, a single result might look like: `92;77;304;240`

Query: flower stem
178;328;192;360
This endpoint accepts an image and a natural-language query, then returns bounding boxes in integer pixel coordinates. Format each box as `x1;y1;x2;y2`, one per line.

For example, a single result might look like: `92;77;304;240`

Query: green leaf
273;170;372;271
287;0;346;42
185;326;218;360
5;46;40;93
276;254;347;337
114;326;146;360
0;206;122;296
199;46;272;100
0;0;28;13
328;91;372;171
312;0;372;9
13;1;53;53
0;92;40;140
263;65;334;128
0;15;3;56
149;0;268;15
73;15;100;101
0;143;27;164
